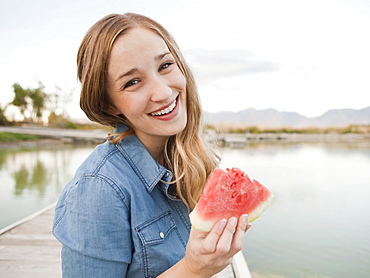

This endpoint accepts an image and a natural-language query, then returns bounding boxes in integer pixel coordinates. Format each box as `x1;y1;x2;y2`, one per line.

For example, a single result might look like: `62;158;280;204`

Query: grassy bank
0;132;41;143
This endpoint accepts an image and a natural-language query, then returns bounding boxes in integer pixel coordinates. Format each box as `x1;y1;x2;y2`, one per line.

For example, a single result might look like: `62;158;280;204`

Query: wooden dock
0;203;61;278
0;204;252;278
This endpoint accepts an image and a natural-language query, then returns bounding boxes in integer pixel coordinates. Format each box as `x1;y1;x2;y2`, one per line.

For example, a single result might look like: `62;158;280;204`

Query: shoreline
1;126;369;146
206;132;370;148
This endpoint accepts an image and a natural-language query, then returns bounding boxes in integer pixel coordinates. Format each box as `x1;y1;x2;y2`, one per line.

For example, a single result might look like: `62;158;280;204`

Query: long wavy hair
77;13;219;208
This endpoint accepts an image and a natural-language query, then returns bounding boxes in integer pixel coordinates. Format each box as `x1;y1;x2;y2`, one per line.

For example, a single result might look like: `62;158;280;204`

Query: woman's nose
149;74;172;102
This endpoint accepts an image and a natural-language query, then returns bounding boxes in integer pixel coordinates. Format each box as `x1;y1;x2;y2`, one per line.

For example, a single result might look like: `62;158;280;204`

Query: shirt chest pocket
136;211;175;246
135;211;185;277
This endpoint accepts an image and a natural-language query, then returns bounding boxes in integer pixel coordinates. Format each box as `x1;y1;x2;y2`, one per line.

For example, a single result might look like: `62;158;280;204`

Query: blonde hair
77;13;219;208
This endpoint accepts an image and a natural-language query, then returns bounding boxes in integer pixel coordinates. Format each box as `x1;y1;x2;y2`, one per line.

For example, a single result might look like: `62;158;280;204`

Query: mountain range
203;106;370;128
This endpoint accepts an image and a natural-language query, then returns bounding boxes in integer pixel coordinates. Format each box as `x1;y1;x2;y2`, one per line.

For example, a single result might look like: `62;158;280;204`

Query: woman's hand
181;214;251;278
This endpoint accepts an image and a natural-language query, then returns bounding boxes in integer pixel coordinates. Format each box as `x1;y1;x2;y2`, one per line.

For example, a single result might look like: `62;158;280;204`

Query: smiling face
106;27;187;154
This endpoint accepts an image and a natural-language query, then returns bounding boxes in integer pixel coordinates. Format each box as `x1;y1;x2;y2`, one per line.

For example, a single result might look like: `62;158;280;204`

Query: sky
1;0;370;121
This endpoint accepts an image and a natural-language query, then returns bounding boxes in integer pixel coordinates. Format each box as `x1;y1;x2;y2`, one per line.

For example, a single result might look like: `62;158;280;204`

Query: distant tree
11;83;30;119
10;82;48;123
0;104;10;126
28;82;47;122
9;82;75;126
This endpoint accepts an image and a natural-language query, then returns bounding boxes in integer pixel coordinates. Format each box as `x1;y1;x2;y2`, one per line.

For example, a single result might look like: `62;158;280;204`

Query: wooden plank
0;206;62;278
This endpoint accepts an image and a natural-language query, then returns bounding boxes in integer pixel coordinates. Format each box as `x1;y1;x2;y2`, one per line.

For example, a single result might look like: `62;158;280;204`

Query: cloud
184;49;281;84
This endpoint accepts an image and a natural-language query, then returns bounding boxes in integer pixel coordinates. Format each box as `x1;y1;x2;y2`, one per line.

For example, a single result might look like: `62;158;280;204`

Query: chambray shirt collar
114;123;173;193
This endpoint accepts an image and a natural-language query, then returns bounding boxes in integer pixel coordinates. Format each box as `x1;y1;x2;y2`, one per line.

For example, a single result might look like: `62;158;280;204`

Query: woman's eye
159;62;174;72
123;79;139;89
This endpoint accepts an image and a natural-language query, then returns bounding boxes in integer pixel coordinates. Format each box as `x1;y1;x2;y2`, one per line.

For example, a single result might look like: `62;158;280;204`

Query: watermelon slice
189;167;274;232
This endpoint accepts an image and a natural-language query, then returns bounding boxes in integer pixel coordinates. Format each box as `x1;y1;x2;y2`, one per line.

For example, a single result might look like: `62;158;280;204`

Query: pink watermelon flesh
189;167;274;232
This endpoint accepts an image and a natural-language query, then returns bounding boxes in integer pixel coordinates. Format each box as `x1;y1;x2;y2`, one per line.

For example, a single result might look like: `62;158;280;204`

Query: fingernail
229;217;237;227
241;214;249;225
219;219;227;230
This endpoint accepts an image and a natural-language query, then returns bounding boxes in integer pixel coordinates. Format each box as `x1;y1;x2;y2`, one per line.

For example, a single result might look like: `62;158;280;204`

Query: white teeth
151;100;177;116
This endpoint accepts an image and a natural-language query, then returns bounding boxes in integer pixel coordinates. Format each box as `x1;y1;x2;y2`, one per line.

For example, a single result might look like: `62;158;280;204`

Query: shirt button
164;172;169;178
159;232;165;239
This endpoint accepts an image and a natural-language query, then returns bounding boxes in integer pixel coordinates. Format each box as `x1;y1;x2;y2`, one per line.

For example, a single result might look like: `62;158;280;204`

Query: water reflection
13;161;46;195
0;145;95;229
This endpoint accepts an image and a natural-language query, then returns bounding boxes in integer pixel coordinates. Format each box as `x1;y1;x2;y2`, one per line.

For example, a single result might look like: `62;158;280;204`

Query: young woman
53;13;250;278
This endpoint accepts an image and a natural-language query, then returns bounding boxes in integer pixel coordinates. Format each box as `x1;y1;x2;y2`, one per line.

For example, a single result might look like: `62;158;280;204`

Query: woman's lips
149;98;177;116
149;97;180;121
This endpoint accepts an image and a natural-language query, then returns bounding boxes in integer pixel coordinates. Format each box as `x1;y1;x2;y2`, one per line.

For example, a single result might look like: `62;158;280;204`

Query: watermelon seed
236;193;248;203
230;182;237;188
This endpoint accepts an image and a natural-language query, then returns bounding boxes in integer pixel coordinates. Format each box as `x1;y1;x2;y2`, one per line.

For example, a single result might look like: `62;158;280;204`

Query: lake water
217;141;370;278
1;141;369;277
0;144;95;230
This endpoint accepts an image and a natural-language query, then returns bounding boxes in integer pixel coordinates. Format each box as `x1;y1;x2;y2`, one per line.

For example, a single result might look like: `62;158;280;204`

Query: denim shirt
52;124;191;278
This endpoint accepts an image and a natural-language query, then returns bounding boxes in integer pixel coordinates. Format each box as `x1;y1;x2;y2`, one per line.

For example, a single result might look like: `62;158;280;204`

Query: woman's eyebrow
115;68;138;83
155;52;171;61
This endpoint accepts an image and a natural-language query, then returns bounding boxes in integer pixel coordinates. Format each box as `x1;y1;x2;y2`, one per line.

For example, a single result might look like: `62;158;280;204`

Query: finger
214;217;238;255
202;219;227;254
238;214;249;232
230;214;249;252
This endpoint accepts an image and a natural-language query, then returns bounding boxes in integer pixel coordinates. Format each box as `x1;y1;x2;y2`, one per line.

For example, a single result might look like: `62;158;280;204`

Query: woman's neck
137;134;167;166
